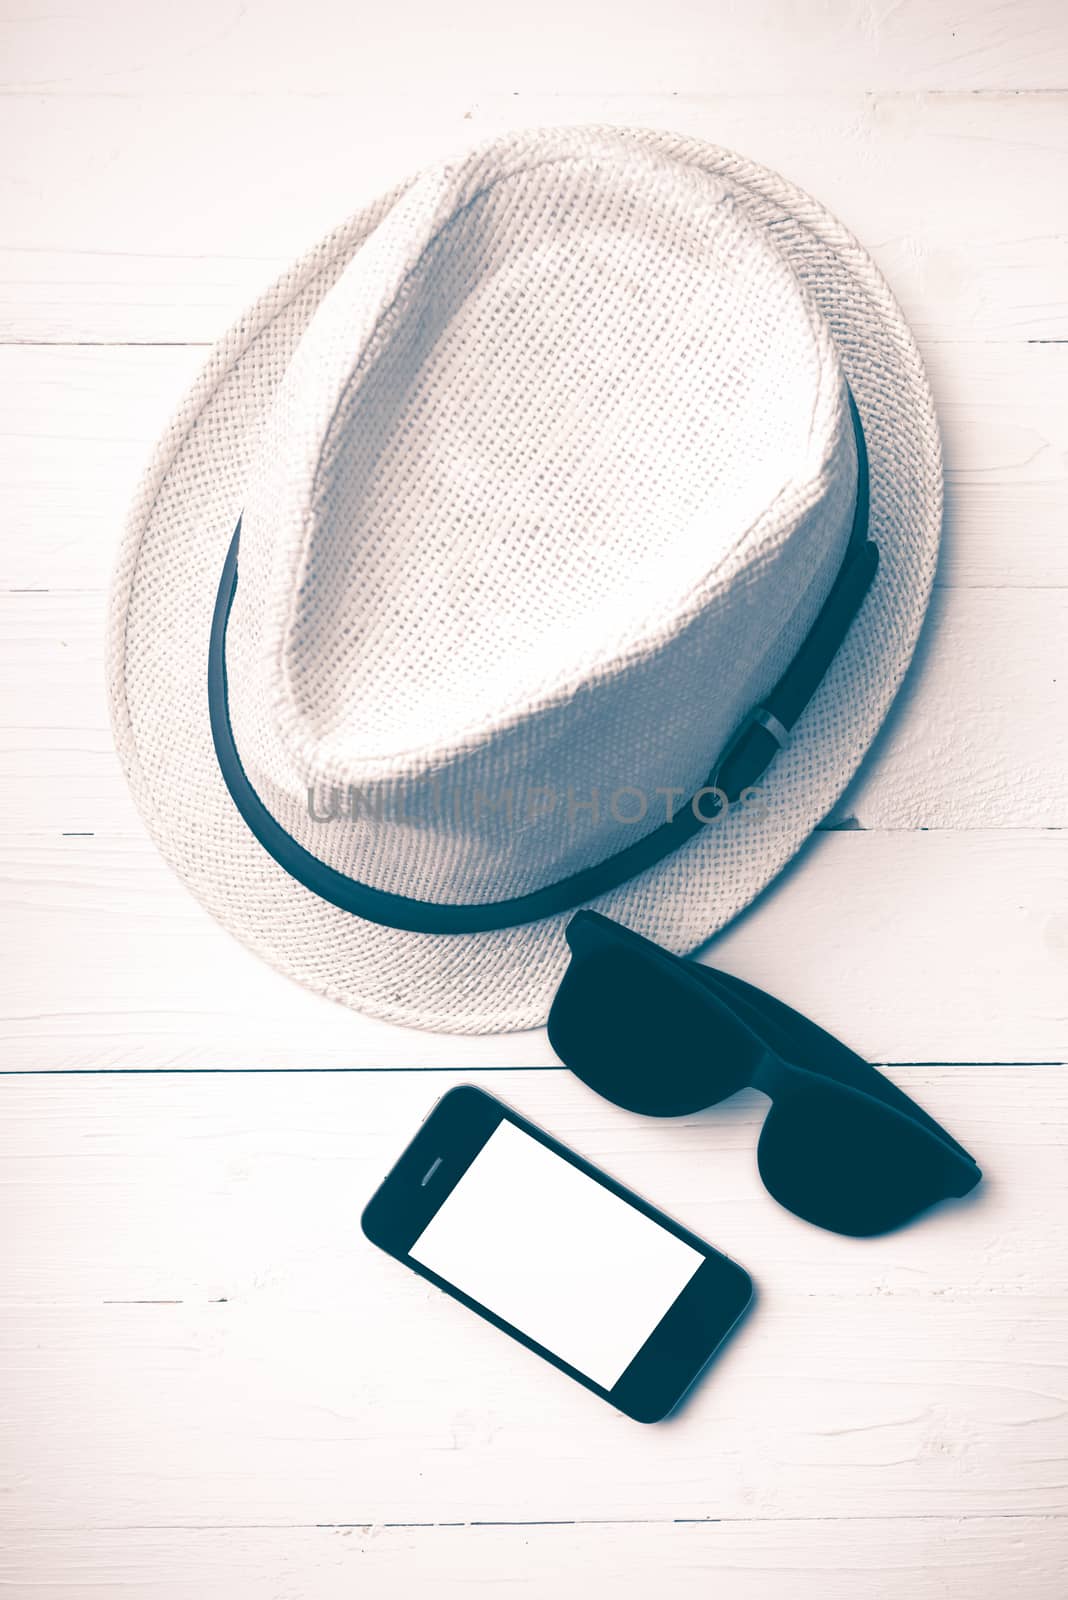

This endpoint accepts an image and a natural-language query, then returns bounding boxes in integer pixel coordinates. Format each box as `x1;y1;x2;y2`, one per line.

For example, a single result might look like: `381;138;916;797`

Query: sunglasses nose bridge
750;1047;793;1100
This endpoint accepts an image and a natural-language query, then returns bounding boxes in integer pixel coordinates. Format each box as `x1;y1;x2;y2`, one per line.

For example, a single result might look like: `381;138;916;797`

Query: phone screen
409;1116;704;1389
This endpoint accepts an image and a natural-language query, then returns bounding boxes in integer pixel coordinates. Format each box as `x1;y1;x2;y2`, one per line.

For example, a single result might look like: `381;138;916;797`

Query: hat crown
225;128;857;904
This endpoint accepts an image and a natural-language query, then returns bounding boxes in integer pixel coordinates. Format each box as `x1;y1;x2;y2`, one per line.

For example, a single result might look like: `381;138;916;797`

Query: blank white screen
409;1118;704;1389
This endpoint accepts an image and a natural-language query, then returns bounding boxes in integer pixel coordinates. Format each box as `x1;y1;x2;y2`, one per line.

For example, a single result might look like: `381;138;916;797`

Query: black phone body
361;1085;753;1423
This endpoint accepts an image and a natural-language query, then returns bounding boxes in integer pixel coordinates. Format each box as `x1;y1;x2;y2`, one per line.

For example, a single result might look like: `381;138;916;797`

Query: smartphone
361;1084;753;1422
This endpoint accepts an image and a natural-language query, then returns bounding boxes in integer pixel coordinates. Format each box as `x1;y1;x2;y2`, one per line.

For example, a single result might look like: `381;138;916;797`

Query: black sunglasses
547;912;982;1237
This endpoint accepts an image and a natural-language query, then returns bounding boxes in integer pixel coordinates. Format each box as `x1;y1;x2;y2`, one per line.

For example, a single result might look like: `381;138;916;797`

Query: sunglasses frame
549;911;983;1236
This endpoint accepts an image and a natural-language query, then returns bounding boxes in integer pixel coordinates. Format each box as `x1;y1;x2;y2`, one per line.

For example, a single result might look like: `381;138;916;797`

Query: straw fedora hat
107;126;940;1034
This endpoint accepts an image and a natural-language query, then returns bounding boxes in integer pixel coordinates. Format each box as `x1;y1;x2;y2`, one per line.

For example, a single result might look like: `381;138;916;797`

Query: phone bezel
360;1083;753;1423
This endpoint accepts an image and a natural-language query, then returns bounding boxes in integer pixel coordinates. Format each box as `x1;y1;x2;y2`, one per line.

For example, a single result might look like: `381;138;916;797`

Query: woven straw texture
107;126;941;1034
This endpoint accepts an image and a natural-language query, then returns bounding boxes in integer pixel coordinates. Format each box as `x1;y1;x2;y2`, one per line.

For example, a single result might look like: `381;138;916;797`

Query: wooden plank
4;340;1065;592
1;91;1066;346
1;1068;1064;1530
3;580;1066;838
3;0;1066;97
0;1518;1063;1600
0;346;203;593
1;827;1064;1070
829;581;1068;828
928;339;1068;590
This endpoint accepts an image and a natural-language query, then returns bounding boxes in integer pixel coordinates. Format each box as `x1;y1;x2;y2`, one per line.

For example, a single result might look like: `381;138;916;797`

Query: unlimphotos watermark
305;780;768;828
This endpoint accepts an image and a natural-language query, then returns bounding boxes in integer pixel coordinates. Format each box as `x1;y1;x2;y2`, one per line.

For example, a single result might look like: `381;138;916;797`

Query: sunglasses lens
548;947;761;1116
756;1076;978;1237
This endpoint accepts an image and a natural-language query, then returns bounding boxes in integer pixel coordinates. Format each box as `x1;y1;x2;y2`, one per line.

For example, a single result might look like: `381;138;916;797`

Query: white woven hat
108;126;940;1034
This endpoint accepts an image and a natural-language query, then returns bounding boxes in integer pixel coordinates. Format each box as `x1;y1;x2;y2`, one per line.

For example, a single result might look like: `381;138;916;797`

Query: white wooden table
2;3;1066;1595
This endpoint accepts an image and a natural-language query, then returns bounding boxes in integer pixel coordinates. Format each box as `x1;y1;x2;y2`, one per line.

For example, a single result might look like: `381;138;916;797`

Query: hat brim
107;128;941;1034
